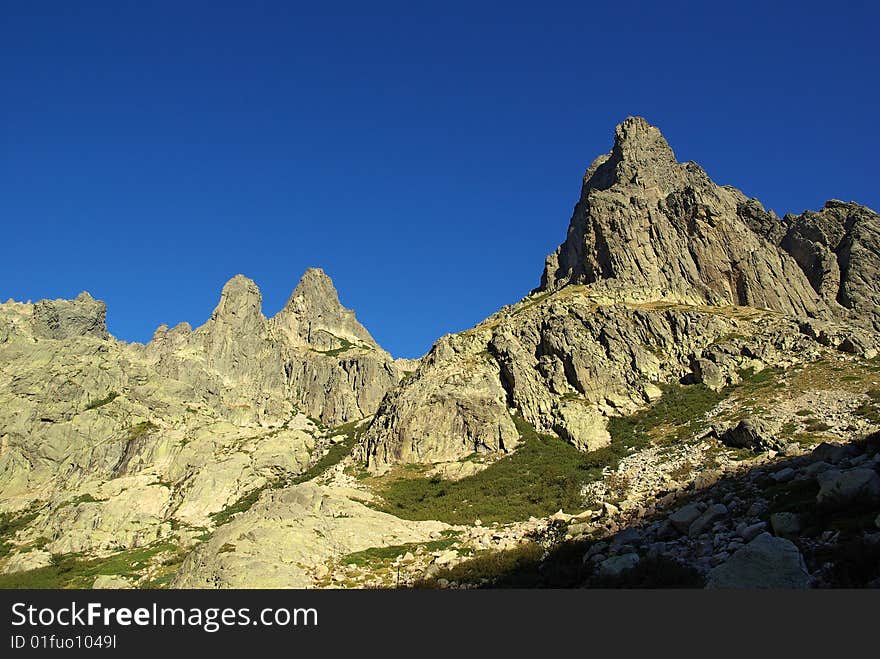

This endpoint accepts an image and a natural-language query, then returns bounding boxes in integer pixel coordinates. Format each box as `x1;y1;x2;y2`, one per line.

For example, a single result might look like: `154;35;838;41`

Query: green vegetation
210;483;272;527
416;542;544;588
129;421;158;438
737;366;783;389
0;509;40;558
804;419;832;432
292;420;365;485
602;382;723;452
56;493;103;510
340;534;459;568
0;542;179;589
376;383;728;524
315;337;355;357
855;390;880;424
376;417;598;524
84;391;119;410
211;420;366;527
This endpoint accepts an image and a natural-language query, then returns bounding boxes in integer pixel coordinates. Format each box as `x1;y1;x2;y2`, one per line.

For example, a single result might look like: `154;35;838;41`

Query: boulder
691;358;726;391
669;503;703;534
719;418;783;453
816;468;880;509
770;512;801;537
706;533;811;589
736;521;767;542
811;442;860;465
688;504;728;538
597;553;640;579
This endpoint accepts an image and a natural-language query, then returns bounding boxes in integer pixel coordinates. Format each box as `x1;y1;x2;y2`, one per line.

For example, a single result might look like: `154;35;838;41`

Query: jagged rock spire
539;117;826;319
272;268;381;352
210;274;264;326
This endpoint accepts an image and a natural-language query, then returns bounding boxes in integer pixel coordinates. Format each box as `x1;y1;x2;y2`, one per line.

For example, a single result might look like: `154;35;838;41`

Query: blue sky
2;1;878;358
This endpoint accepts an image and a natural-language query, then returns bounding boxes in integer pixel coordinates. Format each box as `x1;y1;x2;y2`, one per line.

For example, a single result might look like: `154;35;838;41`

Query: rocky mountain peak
611;116;678;171
580;116;683;194
272;268;380;352
539;117;825;318
210;275;263;325
285;267;342;314
31;291;109;340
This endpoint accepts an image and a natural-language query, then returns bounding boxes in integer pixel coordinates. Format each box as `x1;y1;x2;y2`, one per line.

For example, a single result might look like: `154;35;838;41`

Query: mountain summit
273;268;382;352
362;117;880;470
540;117;827;318
1;118;879;591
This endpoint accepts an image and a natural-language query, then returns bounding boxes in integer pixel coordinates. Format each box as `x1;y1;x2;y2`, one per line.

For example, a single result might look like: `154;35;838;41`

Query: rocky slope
0;269;408;579
2;117;878;589
359;118;879;471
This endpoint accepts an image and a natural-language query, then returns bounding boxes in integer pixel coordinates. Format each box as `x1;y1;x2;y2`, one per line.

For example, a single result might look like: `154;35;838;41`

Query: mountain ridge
1;117;879;590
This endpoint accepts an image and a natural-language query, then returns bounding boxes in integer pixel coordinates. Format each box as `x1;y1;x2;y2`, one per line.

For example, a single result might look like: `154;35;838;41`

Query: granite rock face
539;117;825;317
360;117;880;470
172;484;448;588
148;268;403;427
780;201;880;332
0;269;402;562
32;292;109;340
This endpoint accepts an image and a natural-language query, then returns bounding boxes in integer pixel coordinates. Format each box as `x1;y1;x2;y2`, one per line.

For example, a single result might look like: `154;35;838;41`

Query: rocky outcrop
539;117;826;318
172;483;448;588
360;287;842;470
705;533;812;589
360;117;880;471
271;268;382;352
32;292;109;340
779;201;880;332
0;269;400;571
147;269;402;426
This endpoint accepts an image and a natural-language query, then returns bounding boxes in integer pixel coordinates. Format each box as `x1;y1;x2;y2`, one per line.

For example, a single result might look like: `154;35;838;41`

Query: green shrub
377;417;596;524
377;383;726;525
0;509;40;558
0;542;178;589
341;535;458;568
84;392;119;411
415;542;545;588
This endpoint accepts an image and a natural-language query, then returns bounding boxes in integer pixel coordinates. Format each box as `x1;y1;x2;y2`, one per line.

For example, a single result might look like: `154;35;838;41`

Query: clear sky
2;1;878;358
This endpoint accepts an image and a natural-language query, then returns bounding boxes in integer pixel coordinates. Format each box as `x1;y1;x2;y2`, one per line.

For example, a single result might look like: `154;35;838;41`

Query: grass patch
210;484;272;527
601;382;724;456
129;421;158;439
315;337;355;357
341;534;459;568
376;417;598;524
854;400;880;424
0;542;178;589
56;494;103;511
292;420;365;485
0;509;40;558
376;382;728;525
84;391;119;411
415;542;545;588
804;419;832;432
211;421;366;527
